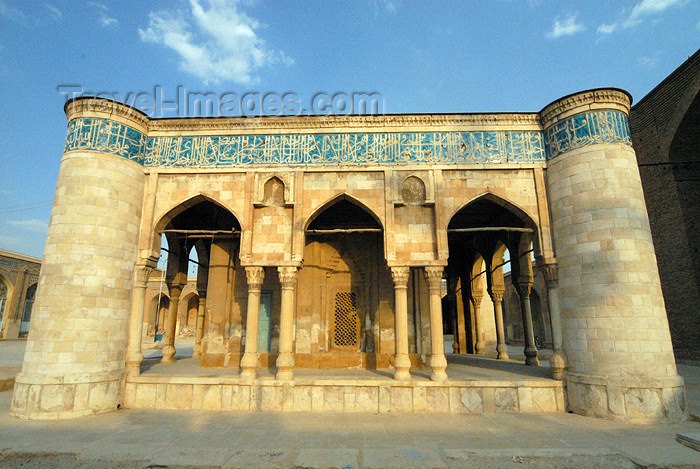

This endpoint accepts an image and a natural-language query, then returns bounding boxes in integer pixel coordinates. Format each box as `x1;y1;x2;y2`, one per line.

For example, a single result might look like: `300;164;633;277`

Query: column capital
489;288;505;303
134;265;153;289
472;295;483;307
278;266;298;289
391;266;410;288
515;282;531;298
541;263;559;288
245;266;265;288
423;266;444;291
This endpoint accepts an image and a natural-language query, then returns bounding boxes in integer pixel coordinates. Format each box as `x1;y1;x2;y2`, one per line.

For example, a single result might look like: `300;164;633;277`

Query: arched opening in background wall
446;194;540;364
19;283;36;337
298;195;393;367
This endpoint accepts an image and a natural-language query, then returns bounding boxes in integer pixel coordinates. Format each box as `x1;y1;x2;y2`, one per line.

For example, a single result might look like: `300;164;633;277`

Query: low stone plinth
123;376;566;413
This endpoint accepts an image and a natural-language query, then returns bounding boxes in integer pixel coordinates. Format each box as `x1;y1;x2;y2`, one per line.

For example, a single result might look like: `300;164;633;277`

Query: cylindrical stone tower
10;98;147;419
541;89;686;423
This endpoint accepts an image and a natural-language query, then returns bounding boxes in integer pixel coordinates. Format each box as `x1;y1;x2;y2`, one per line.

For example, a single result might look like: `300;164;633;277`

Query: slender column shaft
447;275;459;353
391;267;411;381
490;289;509;360
472;296;485;355
516;282;539;366
192;296;206;358
241;266;265;380
425;267;447;382
125;265;151;377
276;266;297;380
542;263;566;379
162;286;182;364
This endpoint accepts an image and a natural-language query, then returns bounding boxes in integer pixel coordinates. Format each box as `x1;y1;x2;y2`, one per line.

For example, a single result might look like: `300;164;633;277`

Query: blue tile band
63;110;631;166
64;118;545;166
543;110;631;160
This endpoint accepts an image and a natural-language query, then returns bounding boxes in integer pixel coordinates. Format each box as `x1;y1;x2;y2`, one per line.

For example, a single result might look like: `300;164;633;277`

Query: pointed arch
151;194;243;254
447;192;537;230
262;176;286;206
304;193;384;231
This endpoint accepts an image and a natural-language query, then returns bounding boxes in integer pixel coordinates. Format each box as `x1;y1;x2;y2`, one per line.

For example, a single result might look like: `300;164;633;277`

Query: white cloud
599;0;686;34
7;219;49;233
547;14;586;38
45;3;62;20
0;234;21;248
0;0;24;20
379;0;397;13
624;0;686;27
639;55;659;67
597;23;617;34
87;1;118;28
139;0;291;85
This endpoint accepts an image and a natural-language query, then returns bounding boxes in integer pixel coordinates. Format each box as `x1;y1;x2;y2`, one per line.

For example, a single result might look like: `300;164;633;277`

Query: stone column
162;285;182;364
515;281;539;366
424;267;447;381
391;266;411;381
192;296;206;358
542;263;566;380
490;289;509;360
125;264;152;378
276;266;297;380
446;274;460;353
241;266;265;380
542;89;685;422
471;295;485;355
10;98;147;419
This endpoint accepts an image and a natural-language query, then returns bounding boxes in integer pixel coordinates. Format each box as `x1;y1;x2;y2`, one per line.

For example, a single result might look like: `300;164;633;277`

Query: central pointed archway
297;194;393;369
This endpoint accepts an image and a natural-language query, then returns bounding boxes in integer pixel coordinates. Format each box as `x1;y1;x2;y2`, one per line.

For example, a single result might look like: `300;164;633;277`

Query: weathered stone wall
629;49;700;359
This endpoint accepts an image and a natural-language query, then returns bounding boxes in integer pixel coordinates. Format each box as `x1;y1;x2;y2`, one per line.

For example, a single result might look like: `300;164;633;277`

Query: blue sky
0;0;698;259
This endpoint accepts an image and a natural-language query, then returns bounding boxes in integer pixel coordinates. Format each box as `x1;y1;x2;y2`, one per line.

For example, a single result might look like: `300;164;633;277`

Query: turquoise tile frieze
543;110;631;160
64;118;147;164
64;118;546;166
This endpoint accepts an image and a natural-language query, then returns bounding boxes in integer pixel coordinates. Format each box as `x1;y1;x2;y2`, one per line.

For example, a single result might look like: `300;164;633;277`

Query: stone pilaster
424;267;447;382
125;263;153;378
241;266;265;380
391;267;411;381
541;263;566;380
276;266;297;380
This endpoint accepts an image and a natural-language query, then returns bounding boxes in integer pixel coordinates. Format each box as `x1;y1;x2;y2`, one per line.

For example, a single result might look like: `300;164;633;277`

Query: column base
550;348;566;380
524;347;539;366
161;345;176;364
497;344;509;360
10;372;123;420
565;371;687;423
430;354;447;382
394;354;411;381
276;352;294;381
240;352;258;381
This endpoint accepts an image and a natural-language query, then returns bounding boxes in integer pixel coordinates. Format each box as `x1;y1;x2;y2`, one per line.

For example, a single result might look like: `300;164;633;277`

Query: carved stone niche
253;173;295;207
394;172;435;207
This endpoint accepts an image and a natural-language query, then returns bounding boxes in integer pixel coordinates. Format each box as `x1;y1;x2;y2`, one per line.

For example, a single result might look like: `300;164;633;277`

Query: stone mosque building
8;87;688;423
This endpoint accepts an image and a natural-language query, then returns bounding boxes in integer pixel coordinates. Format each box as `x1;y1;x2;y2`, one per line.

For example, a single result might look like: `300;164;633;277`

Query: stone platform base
123;375;566;413
200;352;424;370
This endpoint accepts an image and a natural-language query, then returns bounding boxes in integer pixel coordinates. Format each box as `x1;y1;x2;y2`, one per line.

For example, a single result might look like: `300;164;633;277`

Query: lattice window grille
333;291;359;348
